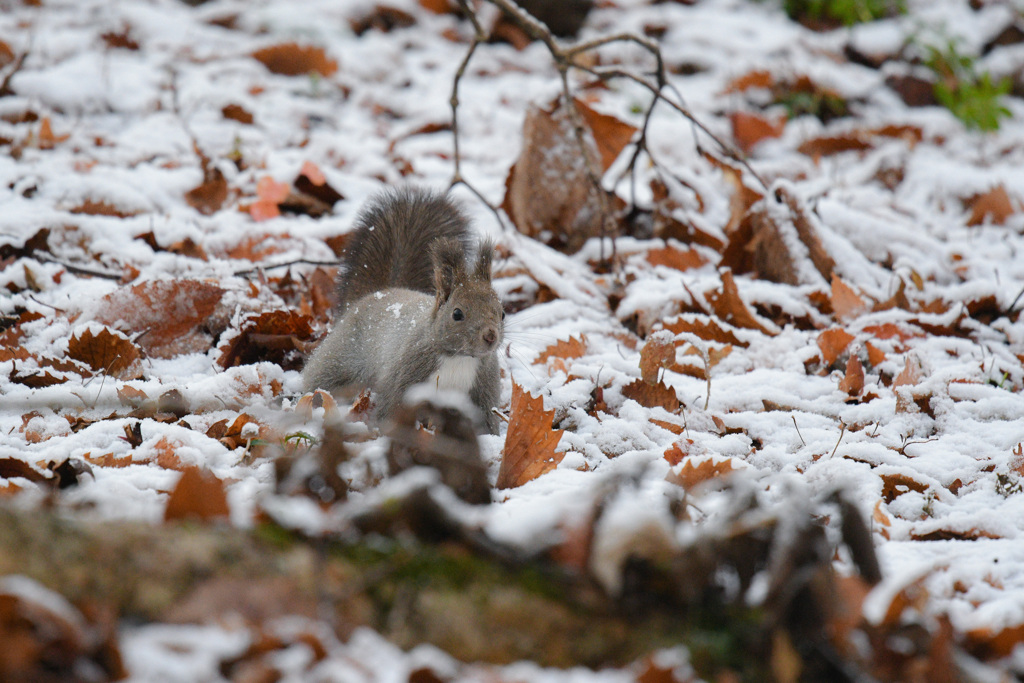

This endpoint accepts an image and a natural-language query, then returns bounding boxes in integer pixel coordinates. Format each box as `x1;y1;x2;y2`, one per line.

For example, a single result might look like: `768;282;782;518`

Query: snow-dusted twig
233;258;341;277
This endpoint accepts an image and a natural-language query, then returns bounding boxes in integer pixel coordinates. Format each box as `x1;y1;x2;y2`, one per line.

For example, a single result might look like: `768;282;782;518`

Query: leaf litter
1;0;1024;680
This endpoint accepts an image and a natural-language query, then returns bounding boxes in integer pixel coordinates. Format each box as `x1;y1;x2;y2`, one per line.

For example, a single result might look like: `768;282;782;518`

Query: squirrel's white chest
430;355;479;394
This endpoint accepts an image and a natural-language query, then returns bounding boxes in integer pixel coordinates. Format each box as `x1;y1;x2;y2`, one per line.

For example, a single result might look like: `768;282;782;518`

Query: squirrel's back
336;187;472;310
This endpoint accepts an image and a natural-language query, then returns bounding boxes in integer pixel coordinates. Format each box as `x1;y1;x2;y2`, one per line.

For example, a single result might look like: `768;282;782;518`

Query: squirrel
302;187;504;434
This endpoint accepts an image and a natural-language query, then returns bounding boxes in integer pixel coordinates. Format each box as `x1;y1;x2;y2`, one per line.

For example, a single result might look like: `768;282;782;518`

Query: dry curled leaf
496;382;565;489
217;310;315;370
645;245;706;272
965;185;1016;227
831;274;868;321
705;269;775;335
574;98;638;172
639;331;675;384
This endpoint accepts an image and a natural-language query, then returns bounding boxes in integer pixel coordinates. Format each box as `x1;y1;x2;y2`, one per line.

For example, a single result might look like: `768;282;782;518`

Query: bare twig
32;252;123;281
792;415;806;448
233;258;341;277
829;420;846;459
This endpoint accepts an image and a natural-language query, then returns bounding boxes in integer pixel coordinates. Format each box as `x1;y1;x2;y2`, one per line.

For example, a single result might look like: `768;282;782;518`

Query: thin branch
31;252;122;281
233;258;341;277
828;420;846;459
792;415;806;448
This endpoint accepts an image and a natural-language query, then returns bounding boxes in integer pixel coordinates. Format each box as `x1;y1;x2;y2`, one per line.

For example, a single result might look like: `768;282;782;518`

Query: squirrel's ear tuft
431;238;467;303
474;239;494;282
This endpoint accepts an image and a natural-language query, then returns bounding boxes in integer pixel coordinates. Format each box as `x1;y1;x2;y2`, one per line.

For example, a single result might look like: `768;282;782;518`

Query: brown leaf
722;69;775;94
966;623;1024;659
730;111;786;153
665;456;736;491
965;185;1017;226
94;279;225;358
217;310;315;370
185;167;228;216
894;355;922;387
797;133;872;159
817;327;855;366
880;472;928;503
496;382;565;489
639;332;675;384
164;466;231;522
865;341;886;367
0;457;49;484
830;274;868;320
67;326;142;379
662;439;694;466
645;245;706;272
574;98;637;172
839;354;864;397
221;103;254;124
535;336;587;365
502;96;624;254
69;199;138;218
621;378;680;412
661;315;747;347
705;269;775;335
251;43;337;77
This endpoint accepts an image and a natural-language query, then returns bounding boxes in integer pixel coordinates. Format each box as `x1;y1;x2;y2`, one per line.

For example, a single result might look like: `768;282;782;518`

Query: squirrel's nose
483;328;497;346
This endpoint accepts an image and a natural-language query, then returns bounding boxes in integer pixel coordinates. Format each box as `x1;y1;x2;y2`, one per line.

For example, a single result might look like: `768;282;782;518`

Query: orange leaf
880;472;928;503
661;315;747;347
665;456;736;491
67;326;142;379
722;69;774;94
639;332;675;384
830;274;868;320
865;341;886;367
662;439;694;466
645;245;706;272
249;199;281;222
838;354;864;397
817;327;855;366
730;111;786;153
705;269;775;335
299;160;326;186
966;623;1024;659
164;466;231;522
496;382;565;489
251;43;337;77
966;185;1017;226
894;355;922;387
621;378;680;412
574;98;638;172
257;176;290;204
535;336;587;365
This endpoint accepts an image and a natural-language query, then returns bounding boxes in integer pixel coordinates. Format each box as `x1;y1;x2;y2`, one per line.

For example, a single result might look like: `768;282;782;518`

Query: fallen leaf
67;326;142;379
251;43;337;77
730;111;786;152
221;103;254;124
839;354;864;397
94;279;225;358
0;458;49;484
164;466;231;522
662;439;694;466
574;98;638;172
865;341;886;367
621;378;680;412
661;315;747;347
830;274;868;320
797;133;872;159
966;623;1024;659
705;269;775;335
639;331;675;384
217;310;315;370
496;382;565;489
185;167;228;216
535;336;587;365
880;472;929;503
817;327;855;366
69;199;138;218
966;185;1016;226
646;245;706;272
722;69;774;93
665;456;736;491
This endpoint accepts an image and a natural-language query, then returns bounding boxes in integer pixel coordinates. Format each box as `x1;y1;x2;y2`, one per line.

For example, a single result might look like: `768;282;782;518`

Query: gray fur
303;188;503;434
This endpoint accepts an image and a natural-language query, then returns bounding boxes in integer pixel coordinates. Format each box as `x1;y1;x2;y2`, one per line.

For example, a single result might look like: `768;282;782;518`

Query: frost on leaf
94;280;224;358
502;96;623;254
830;274;868;320
164;466;231;522
573;98;638;173
639;331;676;384
496;382;565;489
965;185;1017;226
67;326;142;380
535;336;587;365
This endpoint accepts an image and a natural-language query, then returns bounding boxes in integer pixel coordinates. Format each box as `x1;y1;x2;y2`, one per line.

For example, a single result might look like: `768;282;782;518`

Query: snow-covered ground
2;0;1024;679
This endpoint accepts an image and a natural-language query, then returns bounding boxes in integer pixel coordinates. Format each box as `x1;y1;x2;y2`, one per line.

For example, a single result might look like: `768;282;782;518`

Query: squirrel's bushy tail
335;187;472;311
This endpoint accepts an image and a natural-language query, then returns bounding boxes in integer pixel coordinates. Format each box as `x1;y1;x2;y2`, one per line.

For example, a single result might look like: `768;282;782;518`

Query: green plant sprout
783;0;906;26
924;38;1012;132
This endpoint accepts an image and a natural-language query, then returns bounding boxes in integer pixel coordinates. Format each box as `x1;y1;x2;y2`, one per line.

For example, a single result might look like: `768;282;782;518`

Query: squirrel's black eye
453;308;464;321
501;311;505;320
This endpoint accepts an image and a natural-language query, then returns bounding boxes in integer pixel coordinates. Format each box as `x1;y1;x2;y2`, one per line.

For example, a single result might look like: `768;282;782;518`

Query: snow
2;0;1024;677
